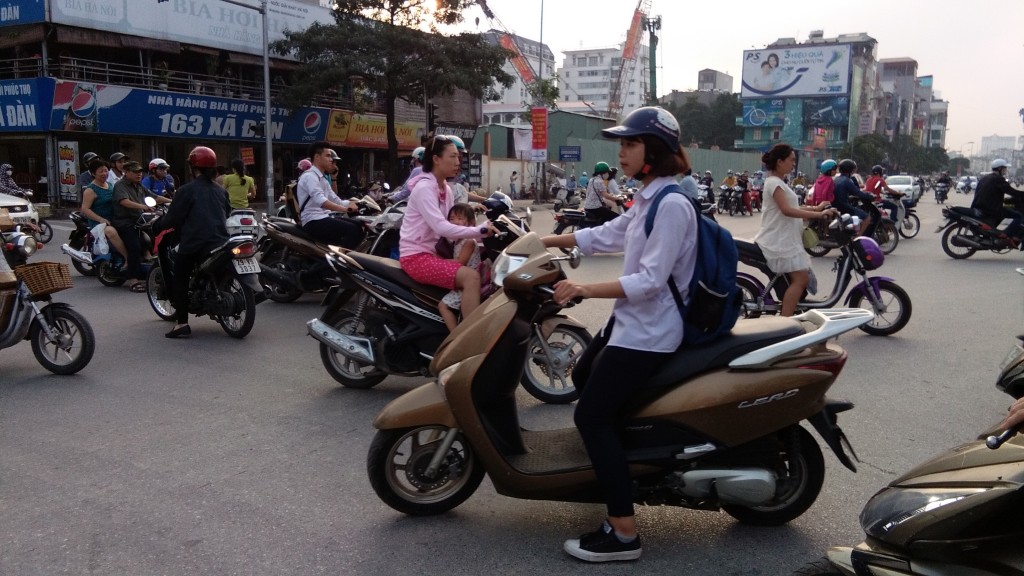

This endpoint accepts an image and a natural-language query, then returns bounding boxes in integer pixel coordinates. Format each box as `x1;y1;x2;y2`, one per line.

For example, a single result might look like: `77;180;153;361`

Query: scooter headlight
491;252;527;287
860;486;989;539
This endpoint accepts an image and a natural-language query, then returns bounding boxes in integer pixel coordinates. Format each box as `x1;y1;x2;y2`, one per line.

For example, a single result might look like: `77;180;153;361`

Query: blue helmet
820;159;838;174
447;135;465;151
601;106;681;151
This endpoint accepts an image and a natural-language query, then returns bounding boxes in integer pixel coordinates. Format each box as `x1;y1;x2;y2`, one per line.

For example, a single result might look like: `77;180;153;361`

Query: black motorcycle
307;210;590;404
934;181;950;204
145;225;263;339
60;211;100;277
806;200;899;256
937;201;1024;260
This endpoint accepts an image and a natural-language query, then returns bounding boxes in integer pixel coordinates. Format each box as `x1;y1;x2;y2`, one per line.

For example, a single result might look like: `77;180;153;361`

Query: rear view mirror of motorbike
549;246;582;269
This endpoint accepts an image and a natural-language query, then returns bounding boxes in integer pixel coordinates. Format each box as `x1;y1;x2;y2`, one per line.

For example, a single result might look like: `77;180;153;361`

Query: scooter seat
949;206;983;220
641;316;806;394
268;218;323;246
561;208;586;218
345;252;450;302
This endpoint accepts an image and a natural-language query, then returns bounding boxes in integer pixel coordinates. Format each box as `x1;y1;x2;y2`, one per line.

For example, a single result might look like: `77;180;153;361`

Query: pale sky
460;0;1024;155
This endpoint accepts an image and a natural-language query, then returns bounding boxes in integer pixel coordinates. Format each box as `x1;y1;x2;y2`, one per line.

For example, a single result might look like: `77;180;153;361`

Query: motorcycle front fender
373;381;458;430
538;314;587;339
845;277;895;306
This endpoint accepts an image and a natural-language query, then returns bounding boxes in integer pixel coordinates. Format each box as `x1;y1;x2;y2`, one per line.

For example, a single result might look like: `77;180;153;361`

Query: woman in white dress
753;143;837;316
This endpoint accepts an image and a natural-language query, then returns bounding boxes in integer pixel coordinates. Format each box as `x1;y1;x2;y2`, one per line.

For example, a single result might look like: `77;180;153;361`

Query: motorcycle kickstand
424;427;461;479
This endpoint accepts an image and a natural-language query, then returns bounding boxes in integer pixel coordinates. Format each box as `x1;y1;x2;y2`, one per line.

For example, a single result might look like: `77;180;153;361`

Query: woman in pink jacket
399;136;494;320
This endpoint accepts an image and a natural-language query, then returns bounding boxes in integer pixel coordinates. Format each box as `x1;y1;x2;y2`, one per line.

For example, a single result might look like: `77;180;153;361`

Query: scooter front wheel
368;426;485;516
721;426;824;526
897;213;920;239
520;325;590;404
29;306;95;375
848;279;912;336
146;265;176;321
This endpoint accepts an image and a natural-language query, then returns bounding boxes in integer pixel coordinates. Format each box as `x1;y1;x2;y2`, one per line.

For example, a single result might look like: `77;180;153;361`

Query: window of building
752;128;762;140
588;56;598;66
771;129;781;140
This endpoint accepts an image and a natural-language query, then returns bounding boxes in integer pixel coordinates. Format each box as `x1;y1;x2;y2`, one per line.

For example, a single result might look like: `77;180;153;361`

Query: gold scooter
368;232;872;525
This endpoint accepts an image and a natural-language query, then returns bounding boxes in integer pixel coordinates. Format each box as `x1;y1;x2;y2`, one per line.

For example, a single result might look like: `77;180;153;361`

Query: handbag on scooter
802;226;819;250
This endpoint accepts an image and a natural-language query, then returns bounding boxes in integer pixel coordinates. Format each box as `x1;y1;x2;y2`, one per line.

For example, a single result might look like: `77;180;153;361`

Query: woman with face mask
0;164;32;198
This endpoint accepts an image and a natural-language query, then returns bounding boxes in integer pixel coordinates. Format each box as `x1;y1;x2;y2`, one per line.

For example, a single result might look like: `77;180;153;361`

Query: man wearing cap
387;146;425;203
78;152;99;189
112;161;171;291
143;158;176;198
297;141;363;249
107;152;128;186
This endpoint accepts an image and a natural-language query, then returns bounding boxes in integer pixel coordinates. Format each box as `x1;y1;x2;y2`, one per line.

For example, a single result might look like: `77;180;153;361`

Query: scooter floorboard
507;429;591;473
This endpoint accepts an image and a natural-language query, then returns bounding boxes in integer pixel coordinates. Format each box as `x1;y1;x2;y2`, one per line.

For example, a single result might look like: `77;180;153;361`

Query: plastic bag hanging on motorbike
90;223;109;256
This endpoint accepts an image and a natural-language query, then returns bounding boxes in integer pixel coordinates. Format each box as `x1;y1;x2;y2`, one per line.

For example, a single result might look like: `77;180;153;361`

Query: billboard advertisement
325;111;423;150
499;35;535;85
49;80;331;144
740;45;851;98
0;78;53;132
802;96;850;127
742;98;786;127
57;141;80;203
50;0;333;57
0;0;45;27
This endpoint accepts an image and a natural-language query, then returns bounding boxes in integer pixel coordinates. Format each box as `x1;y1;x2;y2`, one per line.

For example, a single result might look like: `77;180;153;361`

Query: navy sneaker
563;521;641;562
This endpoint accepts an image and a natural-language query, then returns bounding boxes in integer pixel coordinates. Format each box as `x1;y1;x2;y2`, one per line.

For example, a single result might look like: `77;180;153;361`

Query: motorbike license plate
1000;344;1024;371
232;257;260;274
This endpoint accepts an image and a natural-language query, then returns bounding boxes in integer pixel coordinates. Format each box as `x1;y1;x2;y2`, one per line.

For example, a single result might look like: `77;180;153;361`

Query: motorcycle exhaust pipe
950;235;982;249
258;263;299;289
306;318;376;364
61;244;93;265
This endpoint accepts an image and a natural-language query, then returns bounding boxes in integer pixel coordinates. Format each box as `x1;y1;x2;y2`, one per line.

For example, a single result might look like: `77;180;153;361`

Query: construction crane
607;0;650;119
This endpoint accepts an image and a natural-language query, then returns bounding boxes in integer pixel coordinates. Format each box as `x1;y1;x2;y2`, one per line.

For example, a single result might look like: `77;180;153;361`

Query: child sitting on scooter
437;203;483;331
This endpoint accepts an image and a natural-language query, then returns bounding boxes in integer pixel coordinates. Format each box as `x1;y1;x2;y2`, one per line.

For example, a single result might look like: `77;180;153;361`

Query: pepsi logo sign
303;112;322;135
70;90;96;118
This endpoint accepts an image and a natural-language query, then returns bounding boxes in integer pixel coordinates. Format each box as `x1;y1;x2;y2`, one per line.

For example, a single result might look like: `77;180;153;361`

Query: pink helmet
297;158;312;172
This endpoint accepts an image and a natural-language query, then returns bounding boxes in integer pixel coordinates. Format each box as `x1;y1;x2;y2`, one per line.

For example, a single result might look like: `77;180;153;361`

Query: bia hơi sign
741;45;851;99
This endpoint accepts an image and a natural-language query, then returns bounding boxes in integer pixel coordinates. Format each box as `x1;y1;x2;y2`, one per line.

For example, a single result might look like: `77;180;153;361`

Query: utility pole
643;16;661;105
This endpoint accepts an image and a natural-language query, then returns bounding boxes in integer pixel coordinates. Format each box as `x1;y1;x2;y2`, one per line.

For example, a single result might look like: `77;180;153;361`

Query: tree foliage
271;0;515;183
666;94;742;150
837;133;950;175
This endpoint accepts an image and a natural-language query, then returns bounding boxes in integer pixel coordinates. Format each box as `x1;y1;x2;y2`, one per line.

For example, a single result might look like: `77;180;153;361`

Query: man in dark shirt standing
157;146;232;338
112;160;170;292
972;159;1024;240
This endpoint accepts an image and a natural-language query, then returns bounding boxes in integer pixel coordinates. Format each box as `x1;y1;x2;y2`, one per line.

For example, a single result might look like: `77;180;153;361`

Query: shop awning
57;26;121;49
0;25;44;49
120;35;181;54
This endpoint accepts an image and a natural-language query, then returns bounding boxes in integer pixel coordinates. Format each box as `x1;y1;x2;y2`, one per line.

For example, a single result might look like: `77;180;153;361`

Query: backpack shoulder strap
644;183;687;237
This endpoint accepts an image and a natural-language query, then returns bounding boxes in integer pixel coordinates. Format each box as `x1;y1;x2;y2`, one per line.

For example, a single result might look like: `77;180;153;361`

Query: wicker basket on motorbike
15;262;73;296
34;203;51;219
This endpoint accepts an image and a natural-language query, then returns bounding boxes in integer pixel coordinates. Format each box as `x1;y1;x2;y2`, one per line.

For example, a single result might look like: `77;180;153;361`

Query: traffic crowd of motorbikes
8;127;1024;574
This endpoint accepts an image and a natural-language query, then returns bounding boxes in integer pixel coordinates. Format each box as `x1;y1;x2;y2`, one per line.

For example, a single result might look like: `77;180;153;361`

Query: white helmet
992;158;1009;171
411;146;425;162
149;157;170;170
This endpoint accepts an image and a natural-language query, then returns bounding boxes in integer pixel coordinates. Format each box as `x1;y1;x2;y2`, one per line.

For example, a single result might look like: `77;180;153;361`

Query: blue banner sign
0;78;53;132
0;0;45;27
49;80;330;144
559;145;581;162
742;98;786;127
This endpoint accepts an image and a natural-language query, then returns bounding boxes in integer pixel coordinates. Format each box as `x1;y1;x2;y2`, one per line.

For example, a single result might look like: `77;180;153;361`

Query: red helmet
187;146;217;168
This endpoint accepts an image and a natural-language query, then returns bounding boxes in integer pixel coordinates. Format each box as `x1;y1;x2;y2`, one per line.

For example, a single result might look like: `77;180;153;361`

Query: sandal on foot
129;282;146;293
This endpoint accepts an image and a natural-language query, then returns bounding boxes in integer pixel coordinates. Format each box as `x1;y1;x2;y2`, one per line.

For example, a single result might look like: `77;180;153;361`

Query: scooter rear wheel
368;426;485;516
319;310;387;388
940;224;978;259
259;245;303;303
215;277;256;339
721;426;824;526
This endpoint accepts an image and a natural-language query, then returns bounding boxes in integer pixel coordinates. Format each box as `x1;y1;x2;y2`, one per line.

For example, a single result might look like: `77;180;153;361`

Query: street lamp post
197;0;274;212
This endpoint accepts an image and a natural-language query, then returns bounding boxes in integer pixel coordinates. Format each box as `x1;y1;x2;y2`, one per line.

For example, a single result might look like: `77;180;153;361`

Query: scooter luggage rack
729;308;873;369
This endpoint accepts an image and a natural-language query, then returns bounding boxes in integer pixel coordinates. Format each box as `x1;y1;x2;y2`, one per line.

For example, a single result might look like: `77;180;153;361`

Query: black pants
303;217;364;249
113;223;144;281
172;251;203;325
571;317;673;518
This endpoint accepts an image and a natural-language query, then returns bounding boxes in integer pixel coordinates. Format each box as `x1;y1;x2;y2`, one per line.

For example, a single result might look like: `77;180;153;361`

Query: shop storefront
0;77;423;206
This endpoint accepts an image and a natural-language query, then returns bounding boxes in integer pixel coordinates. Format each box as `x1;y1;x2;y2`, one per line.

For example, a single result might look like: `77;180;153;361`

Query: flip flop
129;282;146;293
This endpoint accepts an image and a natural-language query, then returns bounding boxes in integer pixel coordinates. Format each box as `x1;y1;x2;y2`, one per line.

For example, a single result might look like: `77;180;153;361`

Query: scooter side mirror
144;196;157;208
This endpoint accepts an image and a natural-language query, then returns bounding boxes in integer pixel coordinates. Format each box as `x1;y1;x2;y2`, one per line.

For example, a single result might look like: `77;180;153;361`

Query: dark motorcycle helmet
187;146;218;168
483;191;513;215
838;159;857;175
82;152;99;166
871;165;884;175
601;106;681;151
109;152;127;163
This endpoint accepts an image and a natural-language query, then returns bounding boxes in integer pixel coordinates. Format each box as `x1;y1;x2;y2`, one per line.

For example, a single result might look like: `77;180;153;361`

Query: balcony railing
0;56;386;113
